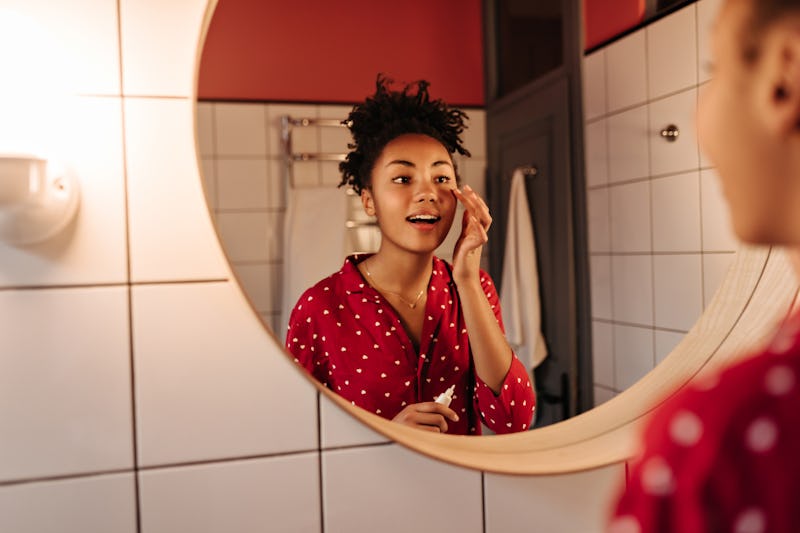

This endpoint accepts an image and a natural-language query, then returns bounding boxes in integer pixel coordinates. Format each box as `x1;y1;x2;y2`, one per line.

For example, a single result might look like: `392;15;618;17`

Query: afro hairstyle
339;74;471;194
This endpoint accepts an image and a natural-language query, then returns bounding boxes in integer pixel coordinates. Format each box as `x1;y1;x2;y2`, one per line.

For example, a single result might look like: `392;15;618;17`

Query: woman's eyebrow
384;159;453;168
385;159;415;168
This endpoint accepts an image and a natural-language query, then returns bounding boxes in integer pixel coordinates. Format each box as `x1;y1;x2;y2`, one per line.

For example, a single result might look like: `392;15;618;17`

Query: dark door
485;0;592;427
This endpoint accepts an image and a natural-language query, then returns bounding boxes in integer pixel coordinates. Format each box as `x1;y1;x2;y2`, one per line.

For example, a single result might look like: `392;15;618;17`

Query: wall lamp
0;9;81;246
0;155;80;245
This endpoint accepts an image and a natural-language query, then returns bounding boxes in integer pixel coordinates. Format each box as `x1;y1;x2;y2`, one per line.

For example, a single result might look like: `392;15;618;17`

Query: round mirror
192;0;779;471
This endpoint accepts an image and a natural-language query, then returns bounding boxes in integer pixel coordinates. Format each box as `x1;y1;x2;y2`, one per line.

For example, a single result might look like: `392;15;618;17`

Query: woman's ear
758;28;800;136
361;188;376;216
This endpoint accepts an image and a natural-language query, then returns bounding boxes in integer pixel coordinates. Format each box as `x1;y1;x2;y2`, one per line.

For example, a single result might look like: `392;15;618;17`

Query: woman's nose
414;180;436;202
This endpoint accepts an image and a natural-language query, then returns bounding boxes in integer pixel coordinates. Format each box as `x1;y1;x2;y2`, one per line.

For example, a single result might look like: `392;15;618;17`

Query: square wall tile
587;187;611;253
125;97;229;282
583;50;606;120
120;0;207;97
460;158;488;197
266;104;319;156
323;444;482;533
292;160;322;187
653;254;703;331
485;465;624;533
0;474;137;533
607;105;650;183
200;158;217;211
592;321;614;389
463;108;487;159
585;119;609;187
0;287;132;482
5;0;121;95
139;454;320;533
656;329;686;365
320;160;342;186
594;385;616;406
701;169;738;251
651;171;701;252
0;96;128;288
606;30;647;112
614;324;655;390
320;123;353;154
214;103;268;157
649;89;699;176
590;255;613;320
231;262;280;314
196;102;215;157
612;255;653;326
215;212;280;263
132;282;318;466
703;252;736;307
216;159;270;210
610;180;651;253
698;0;725;83
647;5;698;99
698;83;715;169
290;125;320;155
320;394;389;449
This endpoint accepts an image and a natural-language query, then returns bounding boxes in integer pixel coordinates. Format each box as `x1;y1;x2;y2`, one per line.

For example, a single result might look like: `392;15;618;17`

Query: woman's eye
435;175;452;184
391;176;411;184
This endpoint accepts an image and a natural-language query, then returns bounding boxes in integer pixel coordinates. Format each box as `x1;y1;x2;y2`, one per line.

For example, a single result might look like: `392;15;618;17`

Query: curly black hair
339;75;471;194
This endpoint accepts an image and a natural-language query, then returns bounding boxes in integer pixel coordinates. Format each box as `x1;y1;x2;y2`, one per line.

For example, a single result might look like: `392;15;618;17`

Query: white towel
281;187;348;332
500;169;548;370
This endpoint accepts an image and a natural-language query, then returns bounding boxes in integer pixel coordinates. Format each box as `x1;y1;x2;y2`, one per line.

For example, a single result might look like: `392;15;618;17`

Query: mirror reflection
196;0;738;433
281;77;535;435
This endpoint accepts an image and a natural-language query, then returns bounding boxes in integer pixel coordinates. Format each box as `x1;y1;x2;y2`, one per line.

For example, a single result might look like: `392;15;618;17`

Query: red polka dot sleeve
471;272;536;434
609;315;800;533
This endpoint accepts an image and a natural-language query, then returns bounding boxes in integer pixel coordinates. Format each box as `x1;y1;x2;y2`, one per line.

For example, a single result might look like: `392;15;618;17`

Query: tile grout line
317;391;326;533
114;1;142;532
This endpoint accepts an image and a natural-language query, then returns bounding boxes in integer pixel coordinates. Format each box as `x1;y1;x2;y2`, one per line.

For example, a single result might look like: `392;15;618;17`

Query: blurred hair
339;74;470;194
742;0;800;62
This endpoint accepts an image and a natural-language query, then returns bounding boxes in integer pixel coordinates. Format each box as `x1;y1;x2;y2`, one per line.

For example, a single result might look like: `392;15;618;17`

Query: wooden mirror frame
195;0;799;475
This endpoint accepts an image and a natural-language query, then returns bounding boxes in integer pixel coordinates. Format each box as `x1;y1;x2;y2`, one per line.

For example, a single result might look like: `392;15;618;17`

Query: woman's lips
406;214;440;231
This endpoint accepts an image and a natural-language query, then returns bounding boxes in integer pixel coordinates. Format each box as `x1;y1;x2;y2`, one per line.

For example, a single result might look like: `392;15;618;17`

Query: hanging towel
500;169;548;370
281;186;348;332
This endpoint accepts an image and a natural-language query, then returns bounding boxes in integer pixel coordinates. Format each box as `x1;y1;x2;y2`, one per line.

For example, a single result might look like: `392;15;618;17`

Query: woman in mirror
285;76;535;435
609;0;800;530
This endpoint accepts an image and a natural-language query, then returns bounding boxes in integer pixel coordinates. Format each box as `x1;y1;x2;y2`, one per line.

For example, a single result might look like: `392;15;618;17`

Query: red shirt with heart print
285;254;536;435
609;310;800;533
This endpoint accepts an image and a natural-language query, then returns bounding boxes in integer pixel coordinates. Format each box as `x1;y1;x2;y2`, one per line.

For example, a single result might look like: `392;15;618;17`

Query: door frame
482;0;593;415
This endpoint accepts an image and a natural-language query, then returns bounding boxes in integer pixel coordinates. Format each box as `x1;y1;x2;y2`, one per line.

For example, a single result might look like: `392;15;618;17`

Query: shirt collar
338;254;454;296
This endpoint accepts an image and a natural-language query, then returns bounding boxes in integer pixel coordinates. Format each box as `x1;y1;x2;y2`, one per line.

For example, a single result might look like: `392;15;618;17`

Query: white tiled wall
0;1;624;532
583;0;734;402
196;101;488;332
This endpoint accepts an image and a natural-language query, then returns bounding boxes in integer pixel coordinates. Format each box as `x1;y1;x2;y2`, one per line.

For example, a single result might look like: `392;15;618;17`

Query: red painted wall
583;0;645;50
198;0;484;106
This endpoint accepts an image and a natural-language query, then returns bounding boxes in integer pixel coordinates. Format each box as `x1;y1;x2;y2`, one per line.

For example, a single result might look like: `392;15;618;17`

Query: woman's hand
392;402;459;433
452;185;493;285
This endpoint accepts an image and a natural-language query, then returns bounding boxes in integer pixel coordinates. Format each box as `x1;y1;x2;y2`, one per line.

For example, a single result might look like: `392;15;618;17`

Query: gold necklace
363;259;425;309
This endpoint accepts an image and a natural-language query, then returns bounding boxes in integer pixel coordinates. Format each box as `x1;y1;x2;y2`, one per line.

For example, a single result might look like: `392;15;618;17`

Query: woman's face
697;0;800;244
361;133;458;255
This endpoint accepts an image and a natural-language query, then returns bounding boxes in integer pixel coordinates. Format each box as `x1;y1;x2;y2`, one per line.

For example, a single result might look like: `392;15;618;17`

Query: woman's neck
363;248;434;295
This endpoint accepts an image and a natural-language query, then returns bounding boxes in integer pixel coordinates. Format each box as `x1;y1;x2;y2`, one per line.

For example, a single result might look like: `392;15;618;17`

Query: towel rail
345;220;378;229
291;153;347;162
517;164;539;178
284;117;348;128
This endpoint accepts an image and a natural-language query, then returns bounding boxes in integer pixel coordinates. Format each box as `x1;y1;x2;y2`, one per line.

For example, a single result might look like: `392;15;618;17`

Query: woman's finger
460;185;492;230
414;402;459;421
